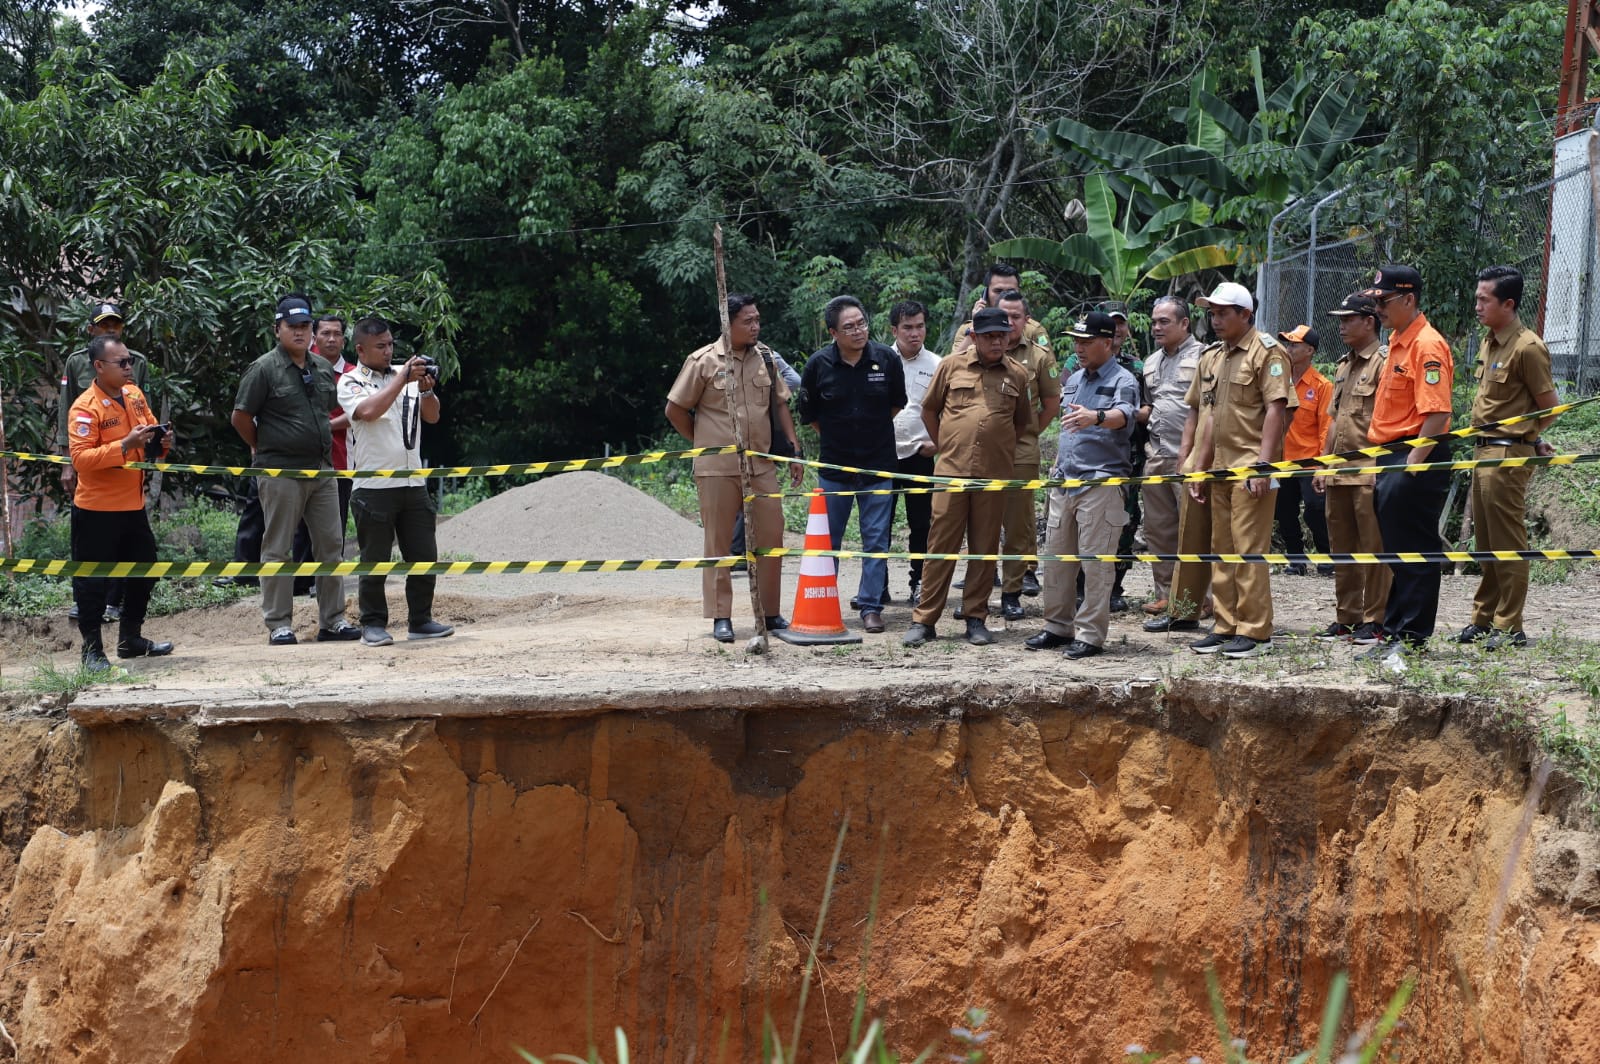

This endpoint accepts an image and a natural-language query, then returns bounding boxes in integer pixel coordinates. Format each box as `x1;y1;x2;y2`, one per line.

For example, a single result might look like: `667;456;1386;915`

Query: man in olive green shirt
231;294;358;647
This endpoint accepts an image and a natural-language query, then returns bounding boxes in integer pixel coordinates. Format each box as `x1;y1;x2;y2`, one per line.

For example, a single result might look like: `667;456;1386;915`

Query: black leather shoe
712;618;735;643
1143;615;1200;633
902;623;936;647
764;615;789;631
1108;596;1130;614
964;619;995;646
1456;623;1492;644
849;596;862;611
1063;639;1103;660
1024;630;1072;651
117;637;173;658
82;646;111;673
1000;593;1025;621
1020;570;1042;597
316;622;362;642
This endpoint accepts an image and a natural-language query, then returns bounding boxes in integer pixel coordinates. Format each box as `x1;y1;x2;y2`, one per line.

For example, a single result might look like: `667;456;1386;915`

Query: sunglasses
95;357;135;369
1376;293;1409;307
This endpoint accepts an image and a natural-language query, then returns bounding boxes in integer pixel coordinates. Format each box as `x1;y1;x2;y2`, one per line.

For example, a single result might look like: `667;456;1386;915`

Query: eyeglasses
836;321;870;334
95;357;135;369
1376;293;1408;307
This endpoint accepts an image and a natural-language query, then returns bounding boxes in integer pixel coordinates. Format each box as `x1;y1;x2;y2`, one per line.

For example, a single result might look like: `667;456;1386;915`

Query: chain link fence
1257;133;1600;391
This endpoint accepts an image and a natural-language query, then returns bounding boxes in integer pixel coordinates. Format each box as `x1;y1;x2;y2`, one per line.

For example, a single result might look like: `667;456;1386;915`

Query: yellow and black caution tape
0;557;743;578
6;547;1591;578
0;444;739;479
750;393;1600;490
748;450;1600;498
753;547;1600;565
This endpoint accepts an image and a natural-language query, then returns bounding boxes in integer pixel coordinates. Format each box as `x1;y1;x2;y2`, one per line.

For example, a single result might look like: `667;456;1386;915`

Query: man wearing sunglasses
231;294;360;646
67;335;173;671
57;301;149;624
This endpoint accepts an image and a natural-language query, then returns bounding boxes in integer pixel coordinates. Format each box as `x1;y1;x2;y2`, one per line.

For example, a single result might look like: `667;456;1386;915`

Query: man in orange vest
67;335;175;671
1274;325;1334;576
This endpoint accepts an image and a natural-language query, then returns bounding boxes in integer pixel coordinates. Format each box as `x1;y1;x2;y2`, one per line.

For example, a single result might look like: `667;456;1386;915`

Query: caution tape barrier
0;444;740;478
750;394;1599;489
747;451;1600;498
4;549;1595;578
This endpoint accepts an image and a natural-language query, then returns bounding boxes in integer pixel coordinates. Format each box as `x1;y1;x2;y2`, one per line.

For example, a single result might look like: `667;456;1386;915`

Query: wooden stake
712;223;768;652
0;375;14;558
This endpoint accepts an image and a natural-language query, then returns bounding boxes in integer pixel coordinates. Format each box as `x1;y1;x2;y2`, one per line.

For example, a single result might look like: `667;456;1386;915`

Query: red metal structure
1559;0;1600;134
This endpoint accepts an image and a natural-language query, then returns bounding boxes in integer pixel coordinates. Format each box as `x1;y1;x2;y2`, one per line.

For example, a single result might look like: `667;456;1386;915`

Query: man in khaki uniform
904;307;1034;647
948;262;1052;359
995;290;1060;620
666;293;803;643
1139;295;1203;615
1186;282;1296;659
1457;265;1559;649
1313;292;1391;644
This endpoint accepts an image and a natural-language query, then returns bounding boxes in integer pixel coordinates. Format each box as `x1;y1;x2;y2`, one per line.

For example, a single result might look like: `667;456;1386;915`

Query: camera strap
400;387;420;453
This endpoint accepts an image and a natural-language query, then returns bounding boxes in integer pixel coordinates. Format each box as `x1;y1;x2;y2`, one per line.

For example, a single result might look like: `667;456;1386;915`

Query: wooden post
0;376;14;558
712;223;768;652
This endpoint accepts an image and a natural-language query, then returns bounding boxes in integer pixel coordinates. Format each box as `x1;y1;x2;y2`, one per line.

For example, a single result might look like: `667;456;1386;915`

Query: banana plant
990;172;1237;302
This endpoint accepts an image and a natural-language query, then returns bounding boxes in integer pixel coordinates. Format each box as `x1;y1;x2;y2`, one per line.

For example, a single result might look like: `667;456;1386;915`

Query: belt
1476;437;1531;448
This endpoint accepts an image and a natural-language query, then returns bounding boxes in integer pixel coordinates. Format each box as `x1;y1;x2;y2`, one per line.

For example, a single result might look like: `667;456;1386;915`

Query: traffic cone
774;487;863;646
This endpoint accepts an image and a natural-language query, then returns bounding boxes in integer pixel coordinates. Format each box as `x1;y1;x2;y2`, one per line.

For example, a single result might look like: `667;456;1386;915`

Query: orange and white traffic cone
774;487;863;646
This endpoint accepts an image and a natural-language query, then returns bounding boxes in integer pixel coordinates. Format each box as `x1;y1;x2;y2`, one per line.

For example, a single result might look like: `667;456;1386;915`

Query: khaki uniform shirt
667;340;791;477
1143;333;1202;461
1180;342;1228;475
1327;340;1389;486
1470;324;1554;441
1184;330;1296;469
922;348;1033;479
948;317;1051;359
1005;336;1061;465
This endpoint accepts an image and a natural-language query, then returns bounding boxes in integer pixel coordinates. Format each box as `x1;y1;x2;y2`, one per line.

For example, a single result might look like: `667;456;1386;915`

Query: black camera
145;423;170;462
417;355;440;381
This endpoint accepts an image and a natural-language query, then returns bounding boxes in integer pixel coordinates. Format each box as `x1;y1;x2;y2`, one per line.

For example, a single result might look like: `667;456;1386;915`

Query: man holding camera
231;294;360;646
67;334;174;671
338;316;453;646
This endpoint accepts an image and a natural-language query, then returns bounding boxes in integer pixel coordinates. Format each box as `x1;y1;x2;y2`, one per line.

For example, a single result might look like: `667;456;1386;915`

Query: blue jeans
820;472;892;614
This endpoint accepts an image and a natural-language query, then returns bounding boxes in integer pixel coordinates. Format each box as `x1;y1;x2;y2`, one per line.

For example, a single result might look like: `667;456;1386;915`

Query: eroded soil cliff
0;680;1596;1063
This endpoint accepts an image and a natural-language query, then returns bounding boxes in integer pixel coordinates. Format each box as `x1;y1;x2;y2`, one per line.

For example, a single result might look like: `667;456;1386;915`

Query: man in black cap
1025;312;1139;659
231;294;361;646
1313;293;1391;643
1359;264;1455;659
57;301;150;623
904;307;1033;647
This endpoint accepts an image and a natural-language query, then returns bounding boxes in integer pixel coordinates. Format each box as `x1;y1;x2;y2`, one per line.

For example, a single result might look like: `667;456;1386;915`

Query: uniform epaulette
1259;333;1279;348
1202;340;1226;353
1377;343;1390;356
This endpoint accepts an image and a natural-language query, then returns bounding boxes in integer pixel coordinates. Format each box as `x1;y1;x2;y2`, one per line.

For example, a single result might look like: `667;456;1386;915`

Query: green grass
22;658;133;697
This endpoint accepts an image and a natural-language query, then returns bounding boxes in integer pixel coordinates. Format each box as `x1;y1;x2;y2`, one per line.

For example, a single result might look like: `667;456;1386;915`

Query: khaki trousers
1470;443;1534;631
1168;489;1213;621
258;476;346;632
1210;482;1275;641
1324;481;1390;626
1001;460;1041;594
1141;454;1183;598
1039;486;1127;648
698;469;783;619
914;491;1004;625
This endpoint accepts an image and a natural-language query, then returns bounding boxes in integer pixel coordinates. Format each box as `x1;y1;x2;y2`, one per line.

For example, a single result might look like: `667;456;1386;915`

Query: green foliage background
0;0;1574;493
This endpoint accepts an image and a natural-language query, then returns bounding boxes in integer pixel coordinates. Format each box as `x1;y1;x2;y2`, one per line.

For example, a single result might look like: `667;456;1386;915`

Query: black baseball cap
274;295;314;325
972;307;1012;334
1363;264;1422;298
1328;292;1380;319
90;302;125;325
1066;311;1118;339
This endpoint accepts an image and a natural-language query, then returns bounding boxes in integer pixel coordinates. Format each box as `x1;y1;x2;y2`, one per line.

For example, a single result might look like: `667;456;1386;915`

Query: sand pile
437;470;704;561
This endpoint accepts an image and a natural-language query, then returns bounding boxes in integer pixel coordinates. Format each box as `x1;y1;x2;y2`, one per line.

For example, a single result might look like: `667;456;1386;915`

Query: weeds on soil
23;658;132;697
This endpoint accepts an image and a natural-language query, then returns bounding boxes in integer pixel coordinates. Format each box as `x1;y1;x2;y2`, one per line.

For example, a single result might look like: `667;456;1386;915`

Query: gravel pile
436;471;704;562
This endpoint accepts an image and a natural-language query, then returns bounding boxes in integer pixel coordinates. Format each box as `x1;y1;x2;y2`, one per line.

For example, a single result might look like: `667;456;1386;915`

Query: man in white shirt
337;315;455;647
888;300;941;605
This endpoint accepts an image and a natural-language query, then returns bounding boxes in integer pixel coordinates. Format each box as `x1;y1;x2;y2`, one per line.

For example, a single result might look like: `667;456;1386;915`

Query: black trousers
893;452;936;586
1374;441;1453;644
71;507;157;647
351;486;438;629
69;508;126;609
1274;476;1330;555
233;476;350;590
